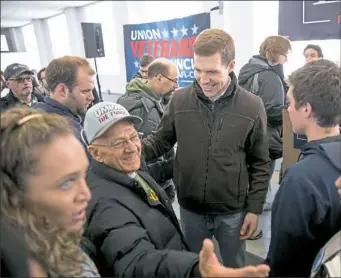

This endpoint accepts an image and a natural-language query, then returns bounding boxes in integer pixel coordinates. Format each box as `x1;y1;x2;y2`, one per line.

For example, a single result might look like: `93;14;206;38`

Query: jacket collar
6;90;42;106
43;97;82;124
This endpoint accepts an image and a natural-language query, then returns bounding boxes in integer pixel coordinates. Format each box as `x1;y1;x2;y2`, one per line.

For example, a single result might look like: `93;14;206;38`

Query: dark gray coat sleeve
117;95;159;138
87;199;199;277
142;97;177;161
257;71;285;127
245;99;271;214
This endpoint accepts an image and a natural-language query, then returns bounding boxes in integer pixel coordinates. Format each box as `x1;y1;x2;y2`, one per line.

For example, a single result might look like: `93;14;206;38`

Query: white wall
1;0;340;94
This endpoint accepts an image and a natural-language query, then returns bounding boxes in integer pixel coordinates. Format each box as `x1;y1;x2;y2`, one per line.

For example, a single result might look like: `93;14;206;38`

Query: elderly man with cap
0;63;44;112
82;101;270;278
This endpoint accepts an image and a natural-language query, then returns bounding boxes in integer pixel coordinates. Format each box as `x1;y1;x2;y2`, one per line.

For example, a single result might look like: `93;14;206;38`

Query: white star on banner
180;26;188;36
134;60;139;68
171;27;179;37
191;24;199;35
162;29;169;38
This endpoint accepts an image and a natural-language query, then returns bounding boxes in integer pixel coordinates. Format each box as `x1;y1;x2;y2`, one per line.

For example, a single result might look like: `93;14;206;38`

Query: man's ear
228;60;235;73
88;145;103;162
55;84;69;98
304;102;313;119
5;80;11;89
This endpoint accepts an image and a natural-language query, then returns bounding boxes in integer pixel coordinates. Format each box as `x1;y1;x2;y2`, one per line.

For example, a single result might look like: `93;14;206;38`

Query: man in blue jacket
266;59;341;277
33;56;95;146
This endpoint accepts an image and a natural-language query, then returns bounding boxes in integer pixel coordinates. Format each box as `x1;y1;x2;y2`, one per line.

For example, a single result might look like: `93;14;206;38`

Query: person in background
266;59;341;277
303;44;324;63
238;35;291;239
131;54;154;80
83;102;270;277
0;63;44;112
117;58;178;201
142;28;270;268
36;67;50;96
0;106;99;277
1;70;10;97
33;56;95;147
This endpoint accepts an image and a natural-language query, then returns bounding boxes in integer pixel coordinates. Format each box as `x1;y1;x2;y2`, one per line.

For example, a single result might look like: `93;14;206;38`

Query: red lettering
130;41;140;58
160;40;169;58
187;36;196;56
146;41;154;55
169;40;178;57
179;38;192;57
153;41;160;57
138;42;146;58
99;114;108;123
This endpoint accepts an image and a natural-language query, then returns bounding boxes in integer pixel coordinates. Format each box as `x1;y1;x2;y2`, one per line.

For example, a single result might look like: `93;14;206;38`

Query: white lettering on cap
94;104;127;118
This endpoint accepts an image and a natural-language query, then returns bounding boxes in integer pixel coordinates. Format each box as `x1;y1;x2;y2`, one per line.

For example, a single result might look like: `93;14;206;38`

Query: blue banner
123;13;211;88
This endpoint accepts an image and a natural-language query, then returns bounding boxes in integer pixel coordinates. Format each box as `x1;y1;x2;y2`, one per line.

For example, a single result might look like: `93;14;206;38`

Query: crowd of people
0;27;340;278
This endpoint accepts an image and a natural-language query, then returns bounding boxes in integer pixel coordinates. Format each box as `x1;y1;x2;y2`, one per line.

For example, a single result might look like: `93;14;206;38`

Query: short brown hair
140;55;154;68
193;28;235;66
46;56;95;92
259;36;291;63
287;59;341;127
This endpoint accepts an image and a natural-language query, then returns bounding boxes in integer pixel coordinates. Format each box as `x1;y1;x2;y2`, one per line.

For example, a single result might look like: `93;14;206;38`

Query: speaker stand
94;57;103;101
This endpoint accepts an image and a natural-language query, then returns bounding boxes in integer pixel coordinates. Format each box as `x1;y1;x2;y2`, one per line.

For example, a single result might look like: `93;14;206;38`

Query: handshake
199;239;270;277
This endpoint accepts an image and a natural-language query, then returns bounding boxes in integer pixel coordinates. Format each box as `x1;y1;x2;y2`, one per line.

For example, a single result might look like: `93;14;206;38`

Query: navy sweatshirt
266;135;341;277
33;97;85;146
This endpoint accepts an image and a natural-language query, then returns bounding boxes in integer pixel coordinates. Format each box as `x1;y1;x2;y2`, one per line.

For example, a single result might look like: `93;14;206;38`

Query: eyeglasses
8;76;33;83
91;132;143;149
161;74;178;85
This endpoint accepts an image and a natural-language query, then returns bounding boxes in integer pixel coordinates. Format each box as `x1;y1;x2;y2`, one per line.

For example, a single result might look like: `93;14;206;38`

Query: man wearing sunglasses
117;58;179;201
0;63;44;112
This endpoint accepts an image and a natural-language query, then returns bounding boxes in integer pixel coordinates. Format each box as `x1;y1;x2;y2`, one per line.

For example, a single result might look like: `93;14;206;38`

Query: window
1;35;9;51
47;13;71;58
21;23;41;70
81;1;119;75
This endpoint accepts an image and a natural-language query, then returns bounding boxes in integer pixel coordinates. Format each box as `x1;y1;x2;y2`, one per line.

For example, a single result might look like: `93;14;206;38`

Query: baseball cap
84;101;143;144
4;63;34;80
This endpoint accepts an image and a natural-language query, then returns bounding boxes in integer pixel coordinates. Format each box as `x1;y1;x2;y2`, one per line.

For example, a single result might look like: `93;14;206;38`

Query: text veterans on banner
123;13;211;88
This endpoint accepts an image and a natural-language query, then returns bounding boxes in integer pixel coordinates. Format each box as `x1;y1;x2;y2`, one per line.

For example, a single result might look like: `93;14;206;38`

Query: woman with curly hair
0;106;99;277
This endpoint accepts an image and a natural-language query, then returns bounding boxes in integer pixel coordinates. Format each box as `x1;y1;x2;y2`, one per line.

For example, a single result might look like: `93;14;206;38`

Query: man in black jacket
82;101;270;277
33;56;95;147
142;29;270;267
0;63;44;112
117;58;178;201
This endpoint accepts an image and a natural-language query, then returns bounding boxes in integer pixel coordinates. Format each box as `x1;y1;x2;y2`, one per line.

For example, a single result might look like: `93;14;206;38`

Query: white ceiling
1;1;97;28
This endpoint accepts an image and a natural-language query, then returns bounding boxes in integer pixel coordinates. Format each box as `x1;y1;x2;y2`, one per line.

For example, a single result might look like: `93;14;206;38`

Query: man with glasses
33;56;95;148
0;63;44;112
117;58;178;201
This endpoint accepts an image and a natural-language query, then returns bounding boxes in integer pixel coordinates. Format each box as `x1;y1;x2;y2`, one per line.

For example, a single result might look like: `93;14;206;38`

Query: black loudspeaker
81;22;105;58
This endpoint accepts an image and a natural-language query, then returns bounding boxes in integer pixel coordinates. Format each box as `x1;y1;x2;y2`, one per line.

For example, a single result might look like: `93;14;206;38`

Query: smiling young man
142;28;270;267
0;63;44;112
266;59;341;277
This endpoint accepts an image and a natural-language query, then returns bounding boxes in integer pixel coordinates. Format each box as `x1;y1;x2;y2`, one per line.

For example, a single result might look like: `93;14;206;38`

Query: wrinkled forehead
102;120;137;140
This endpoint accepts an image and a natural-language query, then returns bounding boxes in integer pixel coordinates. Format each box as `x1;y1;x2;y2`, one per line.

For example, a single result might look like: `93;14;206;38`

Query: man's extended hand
240;212;259;240
199;238;270;277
